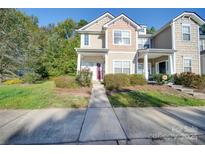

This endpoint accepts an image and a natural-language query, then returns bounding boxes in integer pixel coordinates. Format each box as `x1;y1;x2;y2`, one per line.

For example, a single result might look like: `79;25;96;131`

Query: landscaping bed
107;85;205;107
0;81;90;109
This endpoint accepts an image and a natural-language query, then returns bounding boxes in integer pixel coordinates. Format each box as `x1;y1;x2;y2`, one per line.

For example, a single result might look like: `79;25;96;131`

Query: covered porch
137;49;177;80
76;49;108;81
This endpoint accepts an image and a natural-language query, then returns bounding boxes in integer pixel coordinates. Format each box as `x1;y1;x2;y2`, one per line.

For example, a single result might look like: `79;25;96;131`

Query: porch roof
75;48;108;54
138;48;176;58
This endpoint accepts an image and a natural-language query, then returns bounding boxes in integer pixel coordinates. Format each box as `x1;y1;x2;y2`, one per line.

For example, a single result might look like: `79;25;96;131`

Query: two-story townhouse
75;12;205;81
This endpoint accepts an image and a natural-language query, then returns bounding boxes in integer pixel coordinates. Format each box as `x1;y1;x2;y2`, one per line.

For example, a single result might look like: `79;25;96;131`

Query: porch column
77;53;81;74
105;53;108;74
144;53;149;80
168;54;174;74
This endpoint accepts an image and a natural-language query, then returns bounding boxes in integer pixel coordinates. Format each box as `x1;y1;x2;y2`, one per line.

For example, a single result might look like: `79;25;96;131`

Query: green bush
54;76;79;88
104;73;130;90
129;74;147;85
76;68;92;87
153;74;173;85
23;72;41;84
174;72;205;89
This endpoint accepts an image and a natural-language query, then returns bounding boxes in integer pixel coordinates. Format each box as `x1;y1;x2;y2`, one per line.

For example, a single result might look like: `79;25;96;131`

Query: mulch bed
54;87;92;98
107;84;192;98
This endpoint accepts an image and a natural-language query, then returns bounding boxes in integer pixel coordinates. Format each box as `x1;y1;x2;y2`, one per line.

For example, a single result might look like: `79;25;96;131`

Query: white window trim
183;57;192;72
112;60;132;74
82;34;90;47
182;23;191;41
113;29;132;46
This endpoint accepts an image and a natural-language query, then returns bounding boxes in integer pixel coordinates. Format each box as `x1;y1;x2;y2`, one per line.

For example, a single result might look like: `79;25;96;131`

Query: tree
0;9;30;82
147;26;157;34
201;24;205;34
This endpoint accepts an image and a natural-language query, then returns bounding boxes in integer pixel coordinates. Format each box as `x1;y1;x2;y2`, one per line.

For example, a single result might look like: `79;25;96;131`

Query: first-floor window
113;61;130;74
183;58;192;72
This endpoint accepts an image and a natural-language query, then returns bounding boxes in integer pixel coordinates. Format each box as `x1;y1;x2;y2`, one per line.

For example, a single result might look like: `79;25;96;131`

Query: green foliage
153;74;173;84
54;76;79;88
174;72;205;89
129;74;147;86
3;78;23;85
104;74;130;90
76;69;92;87
147;26;157;34
23;72;41;84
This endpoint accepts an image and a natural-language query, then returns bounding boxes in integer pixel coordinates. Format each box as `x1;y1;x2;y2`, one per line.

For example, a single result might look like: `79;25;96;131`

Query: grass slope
0;81;88;109
108;89;205;107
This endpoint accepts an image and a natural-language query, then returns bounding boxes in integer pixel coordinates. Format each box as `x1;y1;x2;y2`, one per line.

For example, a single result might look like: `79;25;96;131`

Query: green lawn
0;81;89;109
108;88;205;107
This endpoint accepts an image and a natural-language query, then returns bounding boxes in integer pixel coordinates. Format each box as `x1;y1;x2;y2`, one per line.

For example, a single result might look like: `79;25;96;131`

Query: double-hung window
84;34;89;46
138;38;150;49
183;58;192;72
182;25;191;41
113;61;131;74
200;40;204;51
114;30;131;45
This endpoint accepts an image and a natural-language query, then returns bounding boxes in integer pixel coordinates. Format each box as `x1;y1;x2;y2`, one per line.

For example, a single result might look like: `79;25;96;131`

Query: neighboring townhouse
75;12;205;81
200;32;205;75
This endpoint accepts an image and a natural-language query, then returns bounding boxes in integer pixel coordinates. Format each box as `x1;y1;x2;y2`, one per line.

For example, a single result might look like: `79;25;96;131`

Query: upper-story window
200;40;204;51
138;38;150;49
84;34;89;46
113;30;131;45
182;24;191;41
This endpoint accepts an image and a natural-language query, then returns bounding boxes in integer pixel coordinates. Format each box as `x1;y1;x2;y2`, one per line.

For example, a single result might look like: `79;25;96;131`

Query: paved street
0;83;205;144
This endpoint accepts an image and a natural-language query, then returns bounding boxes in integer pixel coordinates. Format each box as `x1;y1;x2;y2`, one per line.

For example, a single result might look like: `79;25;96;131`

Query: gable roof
77;12;115;31
103;14;141;30
153;11;205;37
173;11;205;25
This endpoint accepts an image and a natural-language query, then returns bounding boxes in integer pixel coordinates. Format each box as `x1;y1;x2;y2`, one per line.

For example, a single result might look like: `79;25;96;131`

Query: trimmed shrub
153;74;173;85
76;68;92;87
4;78;23;85
104;73;130;90
54;76;79;88
173;73;182;85
23;72;41;84
129;74;147;85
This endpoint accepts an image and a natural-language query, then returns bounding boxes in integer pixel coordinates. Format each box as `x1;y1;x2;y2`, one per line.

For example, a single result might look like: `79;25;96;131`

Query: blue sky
19;8;205;29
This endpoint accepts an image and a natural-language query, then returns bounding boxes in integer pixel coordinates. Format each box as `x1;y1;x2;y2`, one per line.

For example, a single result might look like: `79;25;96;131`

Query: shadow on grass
108;90;176;107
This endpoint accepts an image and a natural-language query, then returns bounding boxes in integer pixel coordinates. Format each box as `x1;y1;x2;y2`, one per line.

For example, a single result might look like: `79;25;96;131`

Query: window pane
184;59;191;67
183;34;190;41
123;68;130;74
114;31;121;37
123;61;130;68
122;31;130;37
184;67;191;72
114;38;121;44
122;38;130;45
114;61;122;68
84;34;89;45
183;26;190;34
114;68;122;73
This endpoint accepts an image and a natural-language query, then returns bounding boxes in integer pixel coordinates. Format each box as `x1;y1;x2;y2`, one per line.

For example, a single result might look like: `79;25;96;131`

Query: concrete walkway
79;83;126;142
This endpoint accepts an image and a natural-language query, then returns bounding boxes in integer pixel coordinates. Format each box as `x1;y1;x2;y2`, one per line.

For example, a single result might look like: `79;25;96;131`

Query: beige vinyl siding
107;52;137;74
107;18;137;52
81;34;105;48
175;17;200;74
86;16;113;31
152;26;172;49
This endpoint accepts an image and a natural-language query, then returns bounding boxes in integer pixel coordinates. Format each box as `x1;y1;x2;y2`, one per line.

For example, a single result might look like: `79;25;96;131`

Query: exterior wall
107;18;137;52
201;54;205;75
107;52;137;74
175;17;200;74
86;16;113;31
81;34;105;48
152;26;172;49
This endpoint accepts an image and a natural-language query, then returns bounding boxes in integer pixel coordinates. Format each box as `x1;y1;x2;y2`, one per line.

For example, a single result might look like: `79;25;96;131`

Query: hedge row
104;74;147;90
